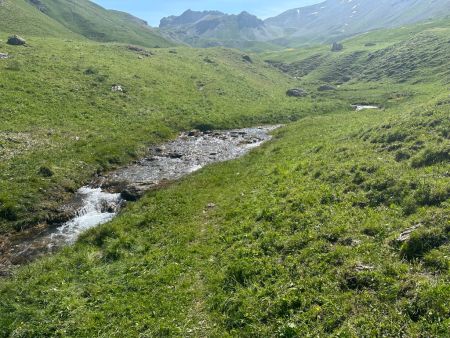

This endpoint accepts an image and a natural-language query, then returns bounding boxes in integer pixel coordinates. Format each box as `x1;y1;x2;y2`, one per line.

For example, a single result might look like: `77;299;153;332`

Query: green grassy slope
0;0;81;38
34;0;173;47
0;5;449;337
264;18;450;85
0;36;341;233
0;94;448;336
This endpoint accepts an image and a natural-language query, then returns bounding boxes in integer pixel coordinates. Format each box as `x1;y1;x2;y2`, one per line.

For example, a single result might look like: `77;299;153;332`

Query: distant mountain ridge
159;9;279;48
160;0;450;48
266;0;450;45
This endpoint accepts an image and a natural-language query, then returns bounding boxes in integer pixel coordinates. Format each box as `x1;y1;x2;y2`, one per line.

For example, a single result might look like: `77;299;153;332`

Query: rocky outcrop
242;55;253;63
236;11;264;29
286;88;308;97
28;0;47;12
7;35;26;46
331;42;343;52
318;85;336;91
0;53;8;59
127;45;153;57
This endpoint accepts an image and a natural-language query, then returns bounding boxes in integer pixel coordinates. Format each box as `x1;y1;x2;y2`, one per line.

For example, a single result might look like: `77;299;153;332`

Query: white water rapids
50;187;121;244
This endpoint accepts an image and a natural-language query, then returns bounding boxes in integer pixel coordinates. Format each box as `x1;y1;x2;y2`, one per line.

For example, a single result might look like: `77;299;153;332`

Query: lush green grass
0;0;172;48
35;0;173;47
0;96;448;336
0;6;449;337
0;35;346;233
0;0;80;38
263;18;450;86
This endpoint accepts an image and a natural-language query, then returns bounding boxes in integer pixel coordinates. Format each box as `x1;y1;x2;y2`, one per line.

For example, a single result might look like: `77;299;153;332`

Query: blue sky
92;0;322;26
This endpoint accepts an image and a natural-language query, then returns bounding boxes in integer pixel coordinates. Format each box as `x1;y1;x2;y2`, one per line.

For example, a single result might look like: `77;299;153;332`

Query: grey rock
396;224;422;243
355;264;375;272
7;35;26;46
331;42;343;52
318;85;336;91
120;187;142;201
242;54;253;63
286;88;308;97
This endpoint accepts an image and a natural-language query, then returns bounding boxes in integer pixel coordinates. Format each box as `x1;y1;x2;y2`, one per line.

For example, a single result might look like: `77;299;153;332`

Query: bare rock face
318;85;336;91
7;35;26;46
396;224;422;243
28;0;47;12
286;88;308;97
331;42;343;52
242;54;253;63
127;45;153;57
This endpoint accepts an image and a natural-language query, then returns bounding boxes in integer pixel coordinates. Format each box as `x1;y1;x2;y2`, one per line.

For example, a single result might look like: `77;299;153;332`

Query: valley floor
1;16;450;336
1;98;449;336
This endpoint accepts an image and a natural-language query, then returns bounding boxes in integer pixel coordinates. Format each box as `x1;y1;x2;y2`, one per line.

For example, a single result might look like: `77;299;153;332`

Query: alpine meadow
0;0;449;337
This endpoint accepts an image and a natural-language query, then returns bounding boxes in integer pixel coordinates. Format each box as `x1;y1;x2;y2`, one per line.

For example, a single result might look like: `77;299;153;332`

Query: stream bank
0;126;279;275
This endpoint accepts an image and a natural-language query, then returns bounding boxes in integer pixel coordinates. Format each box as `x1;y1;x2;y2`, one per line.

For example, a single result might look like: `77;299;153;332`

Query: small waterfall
50;187;122;245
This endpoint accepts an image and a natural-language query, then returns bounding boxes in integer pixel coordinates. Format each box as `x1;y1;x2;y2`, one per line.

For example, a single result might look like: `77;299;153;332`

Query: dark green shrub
411;148;450;168
84;67;98;75
406;284;450;322
400;229;447;260
0;203;18;221
340;270;380;291
423;250;449;272
38;166;54;177
414;184;449;207
395;151;411;162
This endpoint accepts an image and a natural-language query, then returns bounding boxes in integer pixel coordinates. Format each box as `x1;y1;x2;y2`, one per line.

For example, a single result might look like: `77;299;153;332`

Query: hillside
264;18;450;86
29;0;173;47
0;1;450;337
0;34;335;235
0;0;80;38
267;0;450;45
0;69;449;336
0;0;172;47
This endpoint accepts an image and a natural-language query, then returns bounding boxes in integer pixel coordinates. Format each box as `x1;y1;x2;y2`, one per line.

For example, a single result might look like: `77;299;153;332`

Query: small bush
84;67;98;75
0;203;18;221
395;151;411;162
414;184;449;207
411;148;450;168
400;229;447;260
340;269;380;291
38;166;54;177
423;250;449;272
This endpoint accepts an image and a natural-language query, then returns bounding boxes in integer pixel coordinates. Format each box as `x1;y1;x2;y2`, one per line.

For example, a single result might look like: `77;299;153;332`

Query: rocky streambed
0;126;279;275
